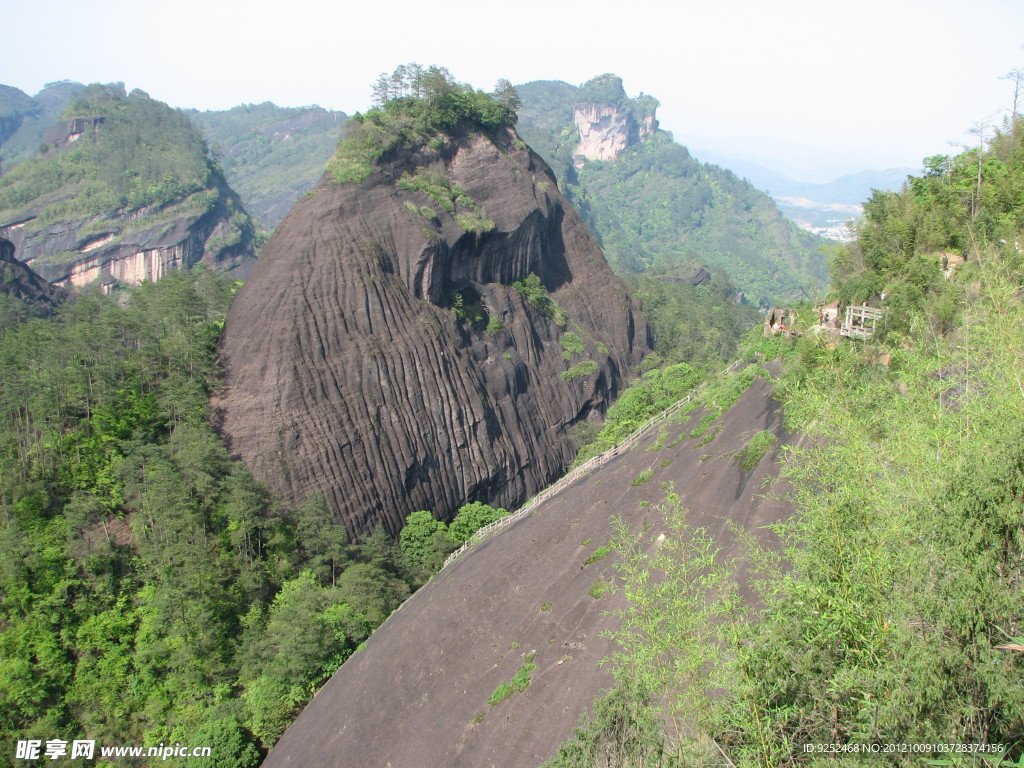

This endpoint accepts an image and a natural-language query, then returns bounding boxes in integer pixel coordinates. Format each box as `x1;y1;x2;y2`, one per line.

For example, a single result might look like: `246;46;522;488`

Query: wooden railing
441;358;749;569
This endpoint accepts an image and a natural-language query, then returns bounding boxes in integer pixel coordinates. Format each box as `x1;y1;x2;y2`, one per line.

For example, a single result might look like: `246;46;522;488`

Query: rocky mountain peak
218;119;651;538
572;73;659;167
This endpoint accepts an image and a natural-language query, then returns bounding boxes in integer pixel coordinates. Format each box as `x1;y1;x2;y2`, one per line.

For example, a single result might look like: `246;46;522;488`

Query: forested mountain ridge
515;75;828;305
0;83;258;291
188;102;348;230
218;65;651;540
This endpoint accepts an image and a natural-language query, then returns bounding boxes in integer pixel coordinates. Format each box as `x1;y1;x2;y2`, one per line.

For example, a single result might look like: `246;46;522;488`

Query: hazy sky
4;0;1023;181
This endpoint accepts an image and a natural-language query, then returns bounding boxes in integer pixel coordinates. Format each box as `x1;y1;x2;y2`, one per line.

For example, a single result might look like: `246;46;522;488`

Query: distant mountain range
0;82;258;289
690;149;915;239
187;103;348;229
1;74;909;300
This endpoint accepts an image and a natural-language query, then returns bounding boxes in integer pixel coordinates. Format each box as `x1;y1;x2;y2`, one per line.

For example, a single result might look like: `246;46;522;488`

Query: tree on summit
492;78;522;114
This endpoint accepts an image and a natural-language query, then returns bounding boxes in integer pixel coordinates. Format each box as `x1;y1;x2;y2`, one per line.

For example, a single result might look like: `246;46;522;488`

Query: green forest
1;85;211;222
544;119;1024;767
187;103;348;230
0;269;507;767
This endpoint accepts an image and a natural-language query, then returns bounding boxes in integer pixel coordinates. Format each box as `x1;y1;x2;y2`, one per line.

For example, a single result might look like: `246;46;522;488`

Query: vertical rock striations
218;126;650;538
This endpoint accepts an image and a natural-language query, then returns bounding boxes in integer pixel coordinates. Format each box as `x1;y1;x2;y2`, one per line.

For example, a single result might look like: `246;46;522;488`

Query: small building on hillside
840;304;884;340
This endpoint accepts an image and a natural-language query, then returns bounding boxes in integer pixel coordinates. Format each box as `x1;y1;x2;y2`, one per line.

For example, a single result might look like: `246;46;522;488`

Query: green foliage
188;102;348;230
560;360;599;381
448;501;508;546
559;331;586;359
512;273;567;325
0;85;211;223
454;211;495;233
576;134;825;303
449;290;488;327
396;164;493;232
631;469;653;486
546;493;733;766
575;362;705;463
488;652;537;705
626;272;759;365
548;118;1024;768
540;678;673;768
0;267;427;763
736;430;777;471
576;73;631;107
0;85;259;265
515;79;827;305
0;82;85;170
583;545;611;565
398;510;453;576
607;494;736;752
830;117;1024;338
397;165;464;212
329;64;516;186
588;579;612;599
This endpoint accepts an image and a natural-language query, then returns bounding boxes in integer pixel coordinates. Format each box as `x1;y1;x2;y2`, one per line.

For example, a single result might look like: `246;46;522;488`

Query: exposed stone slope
260;374;795;768
218;125;650;537
0;237;66;315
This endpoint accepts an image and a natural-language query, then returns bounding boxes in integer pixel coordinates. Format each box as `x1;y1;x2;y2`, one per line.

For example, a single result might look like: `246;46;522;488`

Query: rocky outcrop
0;237;66;314
217;126;650;538
572;98;657;167
573;103;639;164
1;180;256;290
41;116;105;149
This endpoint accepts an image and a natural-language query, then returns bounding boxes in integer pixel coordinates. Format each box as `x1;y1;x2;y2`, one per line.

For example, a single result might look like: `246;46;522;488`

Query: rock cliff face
218;126;650;537
1;181;255;290
572;101;658;166
0;237;66;314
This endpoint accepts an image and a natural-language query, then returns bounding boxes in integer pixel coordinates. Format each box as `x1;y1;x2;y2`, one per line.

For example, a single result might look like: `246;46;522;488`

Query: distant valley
690;148;916;240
